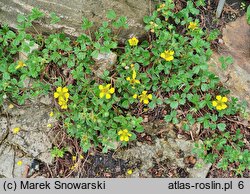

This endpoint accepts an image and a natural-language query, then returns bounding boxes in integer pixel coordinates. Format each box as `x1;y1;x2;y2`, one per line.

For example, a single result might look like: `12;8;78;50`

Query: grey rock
0;102;54;178
0;117;8;143
116;133;211;178
0;0;155;42
209;15;250;111
7;104;53;164
187;158;212;178
0;144;33;178
0;144;14;178
39;95;53;105
92;52;117;78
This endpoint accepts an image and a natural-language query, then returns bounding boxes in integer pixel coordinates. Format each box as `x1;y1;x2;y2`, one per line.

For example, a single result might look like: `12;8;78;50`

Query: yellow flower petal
62;87;68;93
64;93;70;99
216;105;222;110
147;94;152;100
127;169;133;175
124;136;129;142
143;99;149;104
54;92;59;98
17;160;23;166
216;95;222;101
135;80;140;84
99;85;104;90
166;56;174;61
106;93;111;99
109;87;115;94
212;101;217;107
13;127;20;134
132;70;136;79
221;97;228;103
126;77;131;81
8;104;14;109
160;53;166;59
120;136;124;141
133;94;138;99
99;92;105;98
221;104;227;109
118;130;123;135
56;87;62;92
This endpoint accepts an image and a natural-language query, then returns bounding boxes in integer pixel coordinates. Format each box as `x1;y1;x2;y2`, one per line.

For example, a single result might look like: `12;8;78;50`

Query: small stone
143;115;149;123
39;95;52;105
218;38;224;44
92;52;117;78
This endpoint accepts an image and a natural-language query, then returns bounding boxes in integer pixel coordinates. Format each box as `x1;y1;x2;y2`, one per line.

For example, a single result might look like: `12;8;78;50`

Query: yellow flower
139;91;152;105
70;163;78;170
118;129;132;142
212;95;228;111
157;3;165;11
49;111;54;117
188;22;198;30
82;134;88;141
54;87;70;101
160;50;174;61
8;104;14;109
12;127;20;134
17;160;23;166
99;84;115;99
128;37;139;46
126;70;140;85
127;169;133;175
133;94;138;99
47;124;52;128
15;61;26;69
72;156;77;162
80;154;84;159
58;98;68;109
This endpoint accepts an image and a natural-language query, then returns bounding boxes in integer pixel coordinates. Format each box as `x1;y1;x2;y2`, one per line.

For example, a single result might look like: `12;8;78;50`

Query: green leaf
82;17;93;30
121;100;129;108
28;8;44;21
170;101;178;109
50;12;61;24
219;56;234;70
91;50;99;58
17;14;26;23
217;123;226;131
135;126;144;133
247;5;250;24
106;10;116;20
201;83;209;91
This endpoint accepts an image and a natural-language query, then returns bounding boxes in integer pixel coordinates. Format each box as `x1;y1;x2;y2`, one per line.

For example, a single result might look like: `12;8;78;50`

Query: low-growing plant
193;129;250;176
51;147;66;158
0;0;249;174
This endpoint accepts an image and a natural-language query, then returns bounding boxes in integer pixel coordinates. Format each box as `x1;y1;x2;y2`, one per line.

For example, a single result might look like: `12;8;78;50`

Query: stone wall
0;0;155;41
